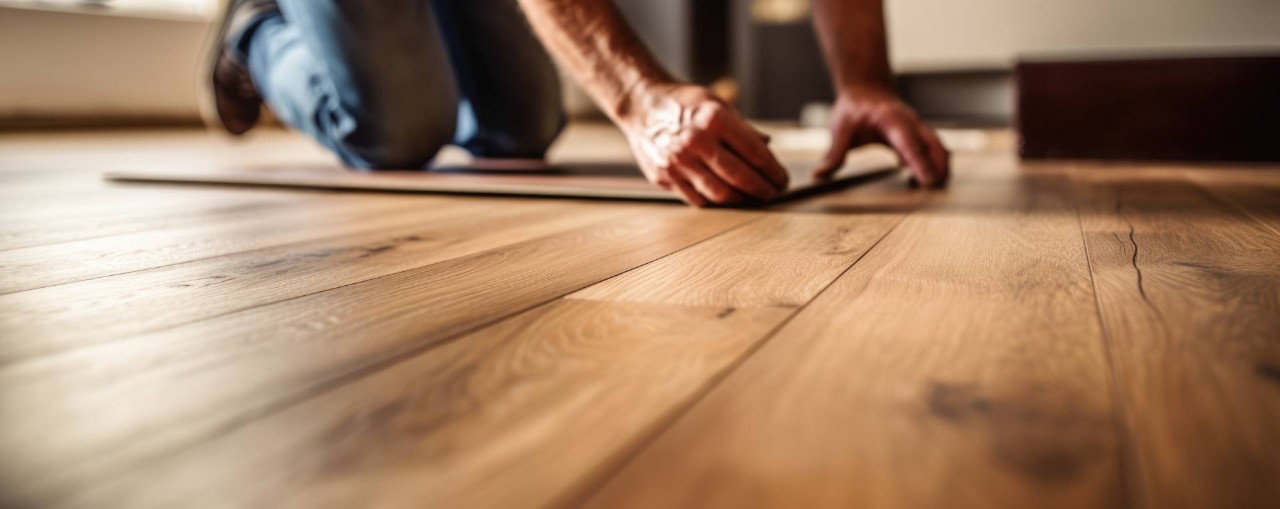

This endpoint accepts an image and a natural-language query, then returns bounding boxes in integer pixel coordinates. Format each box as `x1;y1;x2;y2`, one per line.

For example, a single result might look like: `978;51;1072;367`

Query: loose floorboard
0;125;1277;508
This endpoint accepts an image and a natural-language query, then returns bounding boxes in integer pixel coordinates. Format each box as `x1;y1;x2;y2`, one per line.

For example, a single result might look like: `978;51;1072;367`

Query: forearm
811;0;893;91
516;0;672;124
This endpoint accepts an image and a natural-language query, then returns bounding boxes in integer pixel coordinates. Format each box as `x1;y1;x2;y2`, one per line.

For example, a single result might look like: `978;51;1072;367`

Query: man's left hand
813;85;950;187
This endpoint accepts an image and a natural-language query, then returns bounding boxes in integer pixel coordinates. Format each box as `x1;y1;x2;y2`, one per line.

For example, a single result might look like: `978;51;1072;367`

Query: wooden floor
0;124;1277;508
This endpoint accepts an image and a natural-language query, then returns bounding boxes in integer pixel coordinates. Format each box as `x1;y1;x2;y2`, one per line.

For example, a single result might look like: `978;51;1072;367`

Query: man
207;0;949;207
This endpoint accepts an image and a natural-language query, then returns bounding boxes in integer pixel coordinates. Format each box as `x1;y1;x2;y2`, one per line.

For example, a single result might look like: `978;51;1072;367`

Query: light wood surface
1074;168;1280;509
584;156;1125;509
0;124;1277;509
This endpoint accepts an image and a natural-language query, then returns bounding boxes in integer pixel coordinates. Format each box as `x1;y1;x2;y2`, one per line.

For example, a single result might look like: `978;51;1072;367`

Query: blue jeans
237;0;565;169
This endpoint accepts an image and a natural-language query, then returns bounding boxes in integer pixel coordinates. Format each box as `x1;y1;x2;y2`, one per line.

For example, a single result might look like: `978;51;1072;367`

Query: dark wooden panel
1017;55;1280;162
732;0;833;119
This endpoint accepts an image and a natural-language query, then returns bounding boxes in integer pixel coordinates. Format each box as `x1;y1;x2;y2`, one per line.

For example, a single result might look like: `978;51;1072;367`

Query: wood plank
0;199;628;363
20;178;922;508
1073;169;1280;508
0;207;753;507
0;184;310;223
55;300;791;509
583;156;1126;509
1182;167;1280;237
570;212;903;308
0;189;329;250
0;194;463;293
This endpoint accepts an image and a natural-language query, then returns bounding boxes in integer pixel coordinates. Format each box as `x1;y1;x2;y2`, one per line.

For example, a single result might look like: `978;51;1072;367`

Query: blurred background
1;0;1278;131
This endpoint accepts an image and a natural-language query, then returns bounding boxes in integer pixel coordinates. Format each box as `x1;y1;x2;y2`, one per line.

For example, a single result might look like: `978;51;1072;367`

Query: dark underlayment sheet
104;148;901;203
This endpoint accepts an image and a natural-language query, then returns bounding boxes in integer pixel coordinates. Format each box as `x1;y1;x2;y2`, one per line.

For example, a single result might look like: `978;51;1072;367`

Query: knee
469;109;565;159
336;104;457;170
463;74;566;159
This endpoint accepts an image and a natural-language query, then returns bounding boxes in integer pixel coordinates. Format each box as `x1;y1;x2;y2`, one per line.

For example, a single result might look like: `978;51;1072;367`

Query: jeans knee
467;110;565;159
335;107;457;169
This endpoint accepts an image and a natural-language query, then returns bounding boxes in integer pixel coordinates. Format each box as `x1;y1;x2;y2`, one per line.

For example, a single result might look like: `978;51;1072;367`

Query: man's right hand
618;83;789;207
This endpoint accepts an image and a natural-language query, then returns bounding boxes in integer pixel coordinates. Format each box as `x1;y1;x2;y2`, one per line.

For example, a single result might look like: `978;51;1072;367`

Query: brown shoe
200;0;280;135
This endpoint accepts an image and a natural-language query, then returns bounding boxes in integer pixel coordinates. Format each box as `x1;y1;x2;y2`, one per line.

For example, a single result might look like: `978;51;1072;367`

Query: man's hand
620;83;789;206
814;85;950;187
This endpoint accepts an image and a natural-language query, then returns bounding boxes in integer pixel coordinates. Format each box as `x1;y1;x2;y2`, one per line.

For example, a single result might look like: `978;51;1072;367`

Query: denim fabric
241;0;565;169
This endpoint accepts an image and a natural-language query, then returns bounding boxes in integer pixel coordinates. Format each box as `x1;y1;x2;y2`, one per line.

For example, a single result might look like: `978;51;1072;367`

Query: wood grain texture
56;300;791;509
0;188;326;250
584;155;1126;509
36;177;922;509
0;206;752;507
3;126;1279;509
0;199;625;362
0;195;451;294
1183;168;1280;237
1074;169;1280;509
569;212;905;308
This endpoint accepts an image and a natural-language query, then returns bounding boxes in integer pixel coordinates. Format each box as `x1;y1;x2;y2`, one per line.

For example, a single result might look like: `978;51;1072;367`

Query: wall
0;6;209;120
886;0;1280;71
1;0;1278;121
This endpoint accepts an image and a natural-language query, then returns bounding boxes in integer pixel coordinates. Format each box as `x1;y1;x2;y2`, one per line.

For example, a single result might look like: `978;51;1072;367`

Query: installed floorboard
0;204;751;507
0;195;453;293
0;188;326;251
0;199;623;362
37;176;922;509
584;155;1126;509
1074;170;1280;509
1;126;1277;509
1185;169;1280;237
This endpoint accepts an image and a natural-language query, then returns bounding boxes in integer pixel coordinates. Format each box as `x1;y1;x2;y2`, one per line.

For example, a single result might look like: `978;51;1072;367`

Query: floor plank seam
1073;169;1146;509
557;210;914;508
68;212;767;493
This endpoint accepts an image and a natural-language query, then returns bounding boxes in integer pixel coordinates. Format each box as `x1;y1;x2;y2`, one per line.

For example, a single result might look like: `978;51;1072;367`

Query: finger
814;118;855;180
707;146;779;200
721;129;789;189
681;162;747;206
883;125;936;187
748;124;771;143
699;106;788;189
667;172;707;207
916;124;951;184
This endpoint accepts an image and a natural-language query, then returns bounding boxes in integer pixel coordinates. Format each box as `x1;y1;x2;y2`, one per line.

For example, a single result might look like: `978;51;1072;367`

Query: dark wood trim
1017;55;1280;162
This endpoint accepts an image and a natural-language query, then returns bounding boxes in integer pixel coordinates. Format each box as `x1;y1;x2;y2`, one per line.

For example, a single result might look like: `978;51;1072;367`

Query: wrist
836;82;897;102
613;76;677;128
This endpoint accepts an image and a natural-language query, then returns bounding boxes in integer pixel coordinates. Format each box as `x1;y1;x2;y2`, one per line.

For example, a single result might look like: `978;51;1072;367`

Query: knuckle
696;102;726;126
673;135;702;156
671;150;699;167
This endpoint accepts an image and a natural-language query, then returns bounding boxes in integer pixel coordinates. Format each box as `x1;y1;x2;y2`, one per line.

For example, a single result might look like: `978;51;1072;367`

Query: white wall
0;6;209;119
887;0;1280;70
1;0;1277;119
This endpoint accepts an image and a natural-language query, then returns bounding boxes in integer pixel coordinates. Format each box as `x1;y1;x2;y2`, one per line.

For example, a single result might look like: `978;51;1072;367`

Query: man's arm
811;0;950;186
517;0;789;206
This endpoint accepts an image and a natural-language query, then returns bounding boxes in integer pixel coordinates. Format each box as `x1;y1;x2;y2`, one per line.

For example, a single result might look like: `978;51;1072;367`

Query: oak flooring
0;125;1277;509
